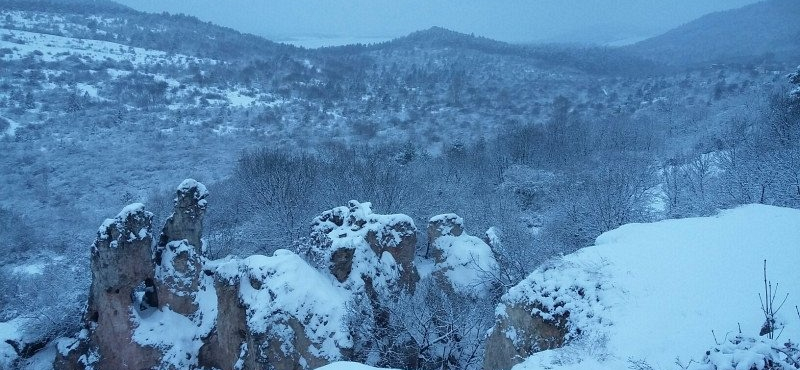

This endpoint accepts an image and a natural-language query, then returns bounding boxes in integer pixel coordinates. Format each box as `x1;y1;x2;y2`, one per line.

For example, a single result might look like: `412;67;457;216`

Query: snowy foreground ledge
510;204;800;370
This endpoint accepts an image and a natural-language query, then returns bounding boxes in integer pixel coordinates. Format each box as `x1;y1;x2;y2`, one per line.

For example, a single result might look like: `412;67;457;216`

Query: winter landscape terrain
0;0;799;369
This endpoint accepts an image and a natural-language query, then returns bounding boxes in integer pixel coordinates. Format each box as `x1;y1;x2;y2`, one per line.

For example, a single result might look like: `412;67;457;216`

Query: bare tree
233;148;319;247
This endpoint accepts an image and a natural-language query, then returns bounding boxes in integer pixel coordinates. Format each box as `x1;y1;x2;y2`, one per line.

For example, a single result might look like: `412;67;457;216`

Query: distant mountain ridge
355;26;667;77
627;0;800;66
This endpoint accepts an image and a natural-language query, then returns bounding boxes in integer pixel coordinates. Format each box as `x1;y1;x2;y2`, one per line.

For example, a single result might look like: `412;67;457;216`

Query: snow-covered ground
1;116;20;137
0;28;213;66
514;204;800;370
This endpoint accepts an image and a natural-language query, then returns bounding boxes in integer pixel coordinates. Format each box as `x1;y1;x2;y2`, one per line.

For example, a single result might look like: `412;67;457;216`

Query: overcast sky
116;0;762;45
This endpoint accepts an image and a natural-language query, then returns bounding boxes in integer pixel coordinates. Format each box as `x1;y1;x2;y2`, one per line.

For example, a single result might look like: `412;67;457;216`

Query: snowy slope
512;204;800;370
0;28;214;66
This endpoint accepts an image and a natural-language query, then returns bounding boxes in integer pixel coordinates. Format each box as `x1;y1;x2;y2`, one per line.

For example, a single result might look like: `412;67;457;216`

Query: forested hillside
628;0;800;65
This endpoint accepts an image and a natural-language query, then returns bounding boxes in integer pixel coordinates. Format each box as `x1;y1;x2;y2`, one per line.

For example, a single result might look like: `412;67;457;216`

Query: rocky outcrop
197;275;248;370
56;180;217;370
55;203;160;370
203;252;352;370
154;179;209;316
158;179;207;251
426;213;499;298
57;180;355;370
483;262;606;370
58;187;519;370
426;213;463;261
484;303;569;370
309;200;419;294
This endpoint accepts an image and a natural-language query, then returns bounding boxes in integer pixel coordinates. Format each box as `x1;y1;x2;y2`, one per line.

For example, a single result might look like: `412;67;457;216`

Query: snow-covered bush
689;335;800;370
349;278;493;370
501;259;608;343
0;255;87;366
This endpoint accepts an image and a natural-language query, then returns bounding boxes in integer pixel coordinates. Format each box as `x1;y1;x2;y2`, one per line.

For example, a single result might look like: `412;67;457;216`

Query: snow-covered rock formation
55;203;161;369
484;262;607;370
201;251;352;370
308;200;419;294
485;205;800;370
427;213;500;298
55;181;219;370
154;179;211;317
54;188;432;370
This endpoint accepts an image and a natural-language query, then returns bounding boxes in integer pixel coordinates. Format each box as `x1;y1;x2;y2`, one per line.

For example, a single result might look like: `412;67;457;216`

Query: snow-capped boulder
55;203;161;370
309;200;419;294
426;213;463;260
427;214;500;298
202;250;353;370
483;261;606;370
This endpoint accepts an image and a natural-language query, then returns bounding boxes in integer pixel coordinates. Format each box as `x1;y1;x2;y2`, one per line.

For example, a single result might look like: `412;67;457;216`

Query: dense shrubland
205;71;800;262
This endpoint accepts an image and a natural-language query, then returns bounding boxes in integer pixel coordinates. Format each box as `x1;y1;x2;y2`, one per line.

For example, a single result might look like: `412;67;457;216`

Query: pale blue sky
117;0;762;44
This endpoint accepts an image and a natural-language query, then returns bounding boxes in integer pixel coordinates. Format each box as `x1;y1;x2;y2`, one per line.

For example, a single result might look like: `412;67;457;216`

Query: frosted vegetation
0;0;799;369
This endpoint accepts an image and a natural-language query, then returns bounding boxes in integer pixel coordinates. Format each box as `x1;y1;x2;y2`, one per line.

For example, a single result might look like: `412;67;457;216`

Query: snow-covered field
514;204;800;370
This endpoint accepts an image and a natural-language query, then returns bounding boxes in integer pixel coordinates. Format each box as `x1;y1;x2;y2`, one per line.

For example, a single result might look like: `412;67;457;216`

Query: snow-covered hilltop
486;204;800;370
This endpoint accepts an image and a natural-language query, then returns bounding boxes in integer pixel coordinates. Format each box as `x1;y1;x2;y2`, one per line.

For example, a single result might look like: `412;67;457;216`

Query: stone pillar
154;179;208;316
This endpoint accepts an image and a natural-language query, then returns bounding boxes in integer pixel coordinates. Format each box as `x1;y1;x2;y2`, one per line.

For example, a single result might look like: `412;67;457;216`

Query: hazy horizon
116;0;762;47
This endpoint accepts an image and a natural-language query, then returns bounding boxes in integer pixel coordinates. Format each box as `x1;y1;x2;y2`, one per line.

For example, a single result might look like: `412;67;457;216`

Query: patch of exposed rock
483;262;607;370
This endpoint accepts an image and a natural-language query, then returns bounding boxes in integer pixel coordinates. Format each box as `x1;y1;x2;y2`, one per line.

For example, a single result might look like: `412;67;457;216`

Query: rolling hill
628;0;800;66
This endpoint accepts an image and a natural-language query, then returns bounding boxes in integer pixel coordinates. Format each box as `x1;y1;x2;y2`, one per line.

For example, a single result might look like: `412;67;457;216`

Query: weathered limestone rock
59;189;403;370
483;263;605;370
201;251;352;370
55;180;212;370
363;213;418;292
155;239;205;315
309;200;419;293
426;214;500;298
158;179;208;252
199;273;251;370
55;203;160;370
483;304;569;370
426;213;463;262
154;179;208;316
